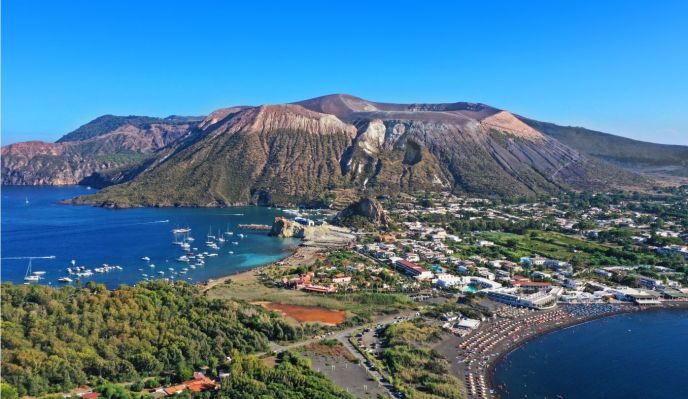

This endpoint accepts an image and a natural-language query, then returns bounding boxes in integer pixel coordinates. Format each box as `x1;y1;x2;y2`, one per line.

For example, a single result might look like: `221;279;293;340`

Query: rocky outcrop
334;197;390;228
269;217;307;238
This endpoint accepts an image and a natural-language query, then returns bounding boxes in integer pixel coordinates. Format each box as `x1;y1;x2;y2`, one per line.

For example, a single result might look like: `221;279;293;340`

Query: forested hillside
0;281;305;396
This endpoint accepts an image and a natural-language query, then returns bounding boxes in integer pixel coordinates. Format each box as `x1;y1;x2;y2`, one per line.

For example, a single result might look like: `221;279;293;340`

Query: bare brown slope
2;118;198;185
74;96;648;208
75;105;358;207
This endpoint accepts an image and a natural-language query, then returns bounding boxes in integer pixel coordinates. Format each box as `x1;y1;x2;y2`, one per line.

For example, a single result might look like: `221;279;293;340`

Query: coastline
199;224;355;293
485;301;688;398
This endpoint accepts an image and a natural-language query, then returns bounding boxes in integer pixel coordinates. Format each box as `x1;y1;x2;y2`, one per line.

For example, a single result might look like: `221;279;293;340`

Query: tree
1;383;18;399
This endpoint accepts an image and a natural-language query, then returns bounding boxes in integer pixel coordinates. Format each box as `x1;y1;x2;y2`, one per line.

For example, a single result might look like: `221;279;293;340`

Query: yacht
23;259;41;282
58;277;73;283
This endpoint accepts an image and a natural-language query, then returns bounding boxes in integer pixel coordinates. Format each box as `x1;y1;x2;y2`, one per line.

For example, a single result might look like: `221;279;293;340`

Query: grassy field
479;230;612;261
207;276;414;322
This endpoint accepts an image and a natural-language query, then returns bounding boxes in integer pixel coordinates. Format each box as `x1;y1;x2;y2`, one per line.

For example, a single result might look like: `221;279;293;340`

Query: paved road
267;310;418;398
337;334;396;398
269;310;417;354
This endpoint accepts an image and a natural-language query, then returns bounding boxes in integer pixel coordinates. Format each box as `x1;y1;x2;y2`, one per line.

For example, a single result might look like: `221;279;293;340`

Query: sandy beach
447;301;688;399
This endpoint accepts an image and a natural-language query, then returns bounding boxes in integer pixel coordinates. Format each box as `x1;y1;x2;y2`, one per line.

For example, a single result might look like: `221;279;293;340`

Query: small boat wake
140;220;170;224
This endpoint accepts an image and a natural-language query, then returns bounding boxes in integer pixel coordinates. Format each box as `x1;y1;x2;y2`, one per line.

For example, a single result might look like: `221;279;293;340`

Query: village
58;188;688;399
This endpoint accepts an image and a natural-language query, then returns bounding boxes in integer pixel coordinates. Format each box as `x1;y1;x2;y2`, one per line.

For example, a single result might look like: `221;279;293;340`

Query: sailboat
224;224;234;236
25;196;30;205
24;259;40;282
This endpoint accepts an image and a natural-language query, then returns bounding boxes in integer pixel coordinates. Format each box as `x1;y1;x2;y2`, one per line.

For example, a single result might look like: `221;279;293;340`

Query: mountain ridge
2;94;684;206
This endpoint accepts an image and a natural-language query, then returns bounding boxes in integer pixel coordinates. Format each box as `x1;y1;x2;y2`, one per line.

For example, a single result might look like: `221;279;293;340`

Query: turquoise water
494;309;688;398
1;186;300;287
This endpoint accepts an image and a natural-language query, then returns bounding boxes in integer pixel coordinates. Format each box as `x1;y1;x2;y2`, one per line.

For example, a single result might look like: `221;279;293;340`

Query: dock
238;224;272;231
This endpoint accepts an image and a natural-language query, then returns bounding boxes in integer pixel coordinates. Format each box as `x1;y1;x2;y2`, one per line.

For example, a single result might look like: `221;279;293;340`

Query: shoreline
484;301;688;398
199;224;355;293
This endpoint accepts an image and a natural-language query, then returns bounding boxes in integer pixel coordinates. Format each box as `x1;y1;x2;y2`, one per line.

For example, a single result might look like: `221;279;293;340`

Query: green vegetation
0;281;305;396
214;351;355;399
475;229;663;266
209;276;414;325
57;115;198;143
380;320;463;399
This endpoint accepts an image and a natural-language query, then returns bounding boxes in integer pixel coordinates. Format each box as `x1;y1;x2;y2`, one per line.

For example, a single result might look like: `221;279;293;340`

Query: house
512;280;552;290
81;393;101;399
164;385;187;396
435;273;469;289
392;258;434;280
594;269;612;278
332;274;352;285
455;318;480;330
303;284;337;294
532;271;552;281
185;376;218;393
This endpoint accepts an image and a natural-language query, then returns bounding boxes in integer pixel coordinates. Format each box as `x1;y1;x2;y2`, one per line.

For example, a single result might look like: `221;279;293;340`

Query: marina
1;186;300;288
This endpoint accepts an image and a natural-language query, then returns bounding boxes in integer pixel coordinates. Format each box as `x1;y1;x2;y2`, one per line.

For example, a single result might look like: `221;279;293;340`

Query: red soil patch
264;303;346;325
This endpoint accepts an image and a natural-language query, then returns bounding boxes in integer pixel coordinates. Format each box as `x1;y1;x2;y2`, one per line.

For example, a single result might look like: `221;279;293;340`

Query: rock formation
334;197;390;228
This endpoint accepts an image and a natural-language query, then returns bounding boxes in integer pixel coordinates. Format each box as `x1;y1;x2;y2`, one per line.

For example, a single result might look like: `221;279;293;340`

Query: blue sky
2;0;687;145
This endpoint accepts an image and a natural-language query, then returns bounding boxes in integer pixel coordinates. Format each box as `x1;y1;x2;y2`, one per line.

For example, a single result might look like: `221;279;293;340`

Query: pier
238;224;272;231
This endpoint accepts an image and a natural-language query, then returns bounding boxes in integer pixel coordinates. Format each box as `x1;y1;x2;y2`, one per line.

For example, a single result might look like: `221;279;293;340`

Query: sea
494;308;688;399
1;186;301;287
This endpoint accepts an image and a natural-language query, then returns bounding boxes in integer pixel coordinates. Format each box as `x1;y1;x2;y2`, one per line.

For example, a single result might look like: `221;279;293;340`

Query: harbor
0;186;299;288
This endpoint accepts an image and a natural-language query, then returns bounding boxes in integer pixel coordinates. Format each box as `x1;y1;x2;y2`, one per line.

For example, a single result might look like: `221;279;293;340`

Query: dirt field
261;302;347;325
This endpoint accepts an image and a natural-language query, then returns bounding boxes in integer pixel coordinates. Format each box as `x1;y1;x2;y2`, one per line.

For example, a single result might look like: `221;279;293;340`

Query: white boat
32;271;47;276
24;259;41;282
177;255;190;262
158;271;165;275
58;277;73;283
238;233;245;238
228;251;234;254
208;253;218;257
149;264;156;268
231;241;239;245
172;228;191;234
142;256;151;261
